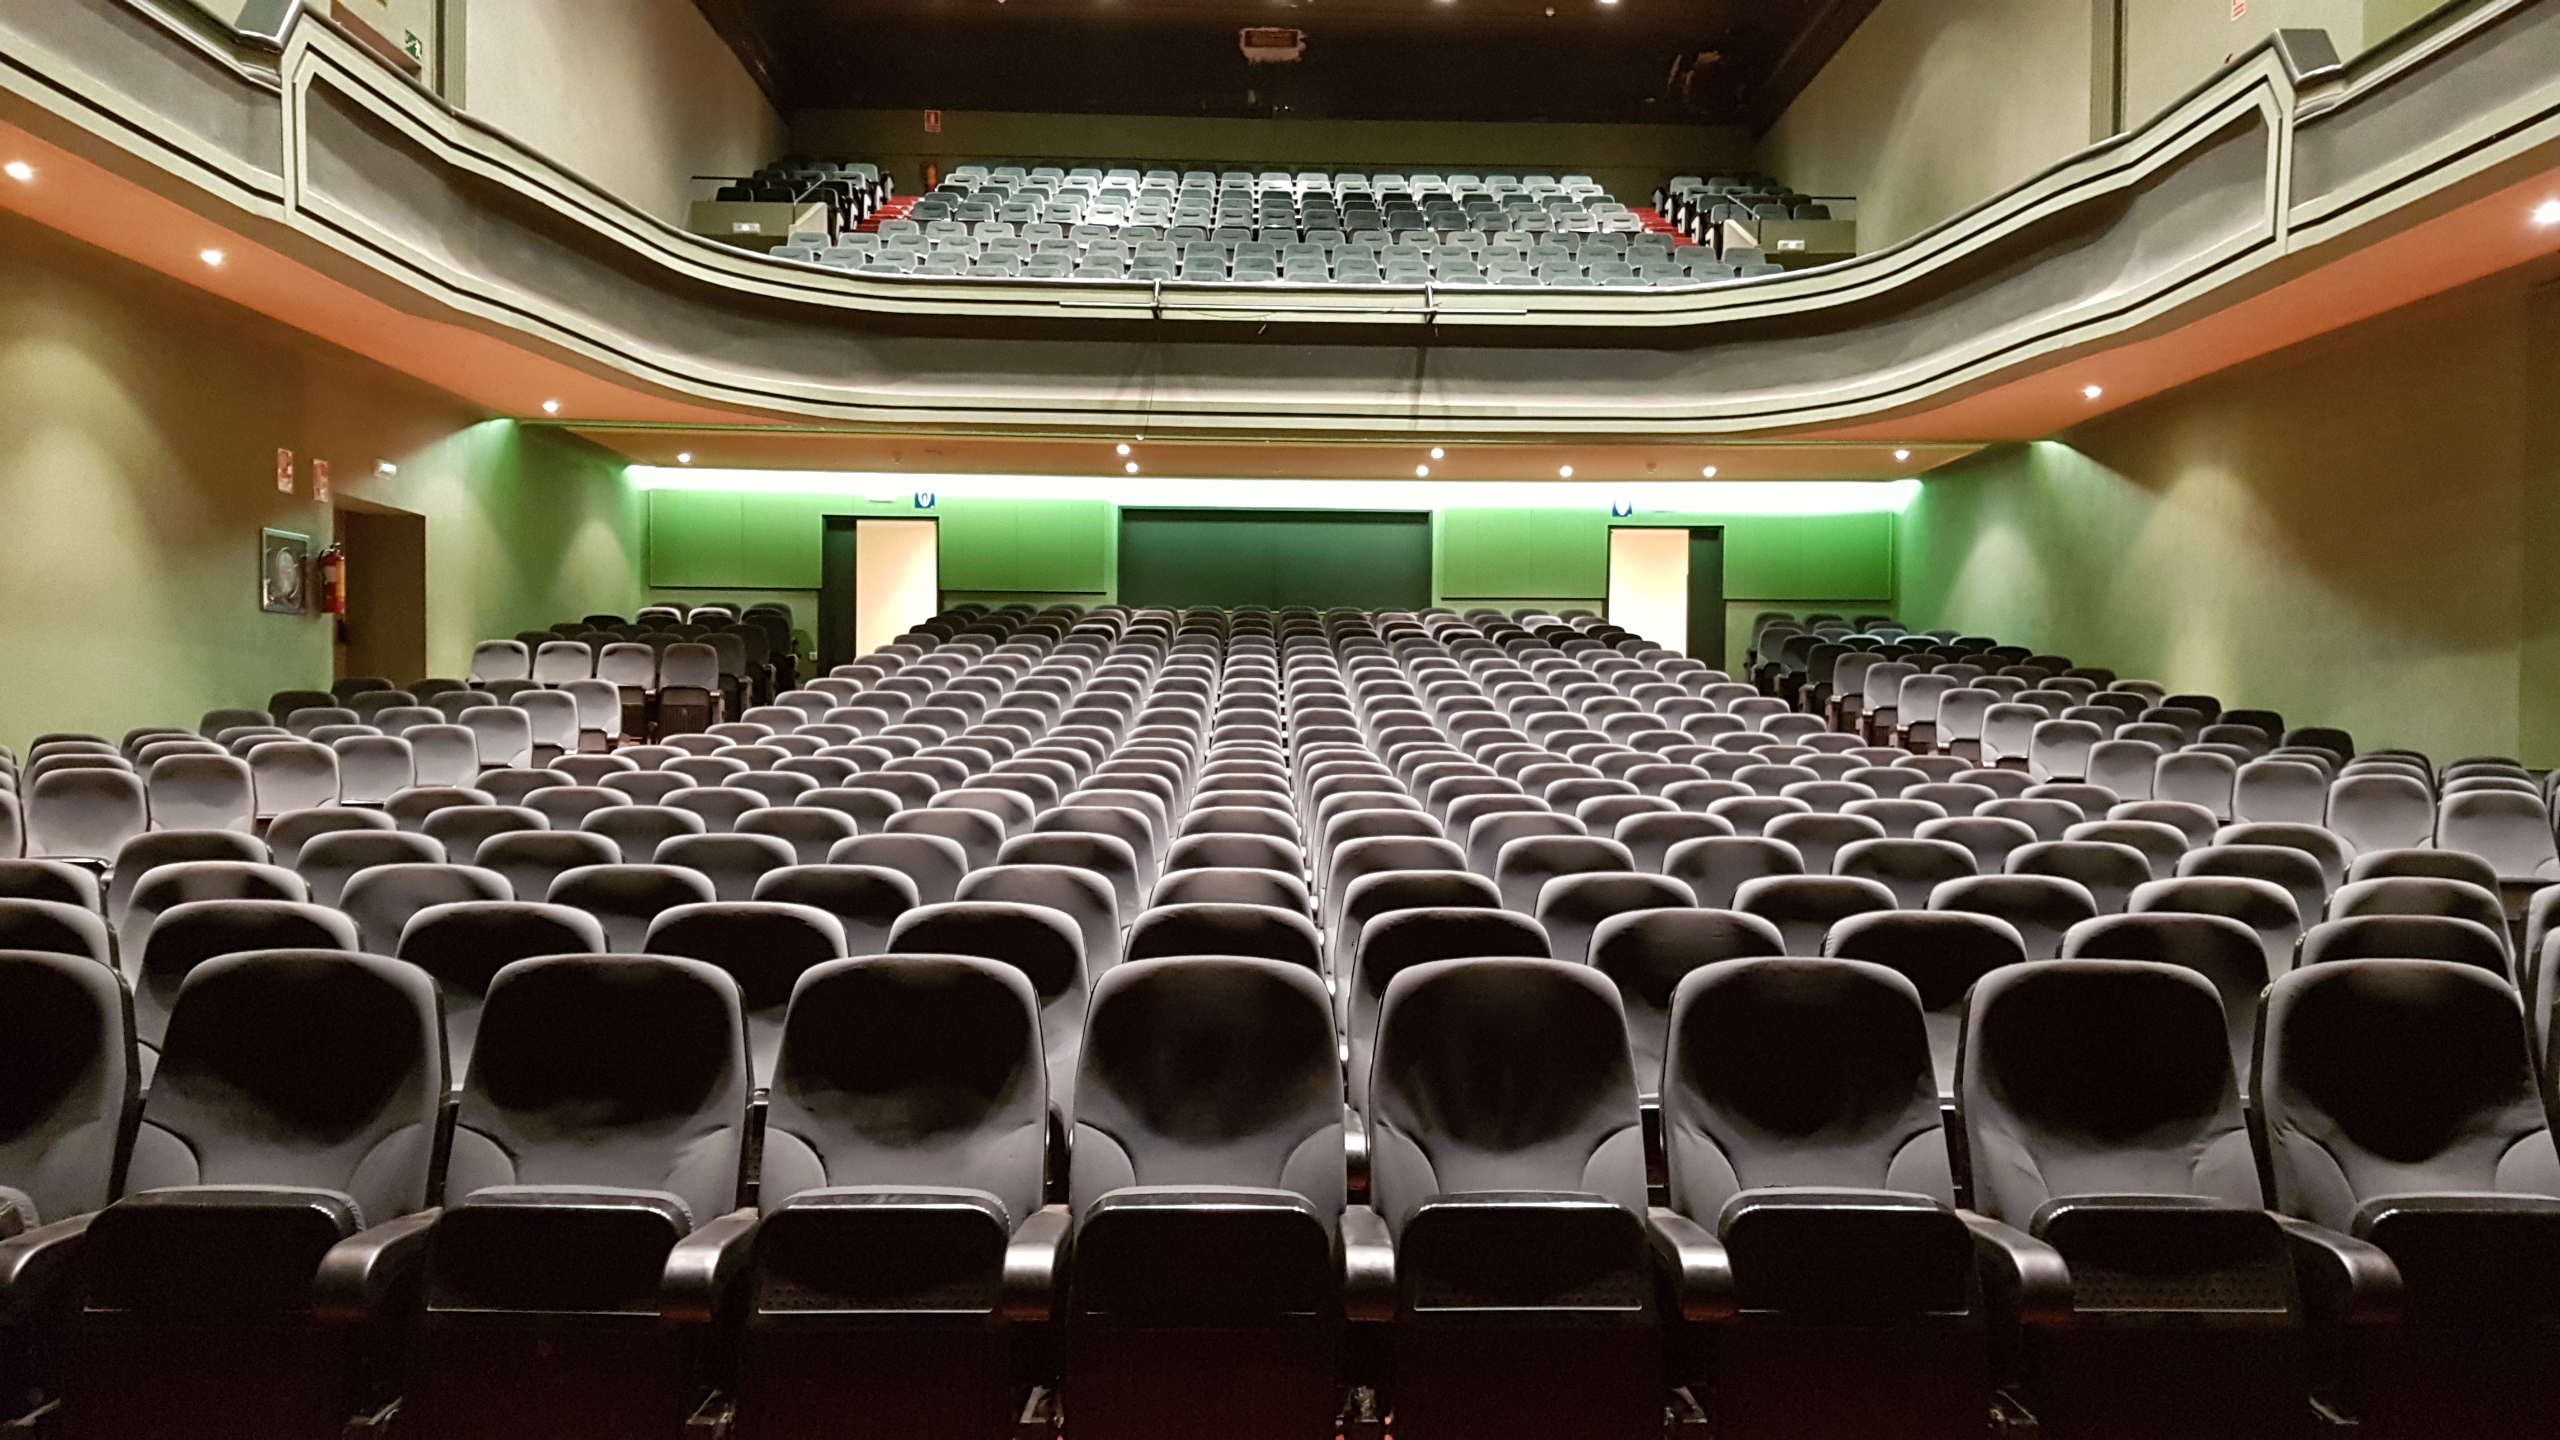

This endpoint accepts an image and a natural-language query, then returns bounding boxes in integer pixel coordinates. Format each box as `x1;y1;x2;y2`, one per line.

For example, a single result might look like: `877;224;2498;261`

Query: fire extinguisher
318;545;348;617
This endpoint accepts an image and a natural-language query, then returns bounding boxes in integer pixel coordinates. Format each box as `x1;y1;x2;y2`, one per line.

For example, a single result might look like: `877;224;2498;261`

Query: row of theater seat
0;601;2553;1439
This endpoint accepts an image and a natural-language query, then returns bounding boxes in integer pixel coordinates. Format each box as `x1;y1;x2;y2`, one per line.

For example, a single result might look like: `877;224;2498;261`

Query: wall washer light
629;467;1925;515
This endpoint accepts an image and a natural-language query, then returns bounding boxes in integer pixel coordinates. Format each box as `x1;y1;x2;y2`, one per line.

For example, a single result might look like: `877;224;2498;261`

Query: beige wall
0;210;646;753
1899;269;2560;765
2121;0;2364;127
456;0;786;223
794;110;1755;207
1757;0;2095;253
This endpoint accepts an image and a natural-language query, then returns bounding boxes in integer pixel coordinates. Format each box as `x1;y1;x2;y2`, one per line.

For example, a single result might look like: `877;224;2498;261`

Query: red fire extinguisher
318;545;348;616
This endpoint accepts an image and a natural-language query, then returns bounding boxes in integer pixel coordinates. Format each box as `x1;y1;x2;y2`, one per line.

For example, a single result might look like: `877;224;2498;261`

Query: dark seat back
757;954;1048;1222
124;949;442;1226
0;951;134;1226
1959;959;2258;1226
444;954;749;1227
1368;958;1646;1233
1664;957;1951;1214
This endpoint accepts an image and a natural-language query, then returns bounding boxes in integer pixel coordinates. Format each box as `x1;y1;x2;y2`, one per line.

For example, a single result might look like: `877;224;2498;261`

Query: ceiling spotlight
2;162;31;183
2081;384;2104;400
1893;448;1911;462
1429;447;1445;460
677;452;693;465
1116;443;1131;455
542;399;561;415
1124;461;1139;474
1702;465;1718;477
198;248;225;268
1416;465;1431;477
1559;465;1575;478
2535;199;2560;227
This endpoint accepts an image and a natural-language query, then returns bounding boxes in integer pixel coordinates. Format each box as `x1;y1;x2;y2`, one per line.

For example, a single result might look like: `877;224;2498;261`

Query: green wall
646;492;1116;595
0;211;647;753
645;488;1900;665
1898;272;2560;765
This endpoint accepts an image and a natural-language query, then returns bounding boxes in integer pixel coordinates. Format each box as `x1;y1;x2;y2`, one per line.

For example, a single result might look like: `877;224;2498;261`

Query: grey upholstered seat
731;954;1058;1438
2259;958;2560;1440
1824;910;2027;1095
888;901;1088;1106
644;902;849;1083
1067;956;1346;1436
1959;959;2302;1438
1366;958;1659;1440
71;949;442;1438
407;953;752;1440
1658;957;1984;1438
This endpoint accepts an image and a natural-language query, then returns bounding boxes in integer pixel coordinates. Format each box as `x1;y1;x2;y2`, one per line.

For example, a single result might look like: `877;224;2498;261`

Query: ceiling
693;0;1881;127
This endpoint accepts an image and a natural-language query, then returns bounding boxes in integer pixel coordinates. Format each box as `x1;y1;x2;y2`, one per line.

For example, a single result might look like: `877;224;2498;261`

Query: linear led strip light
626;468;1923;515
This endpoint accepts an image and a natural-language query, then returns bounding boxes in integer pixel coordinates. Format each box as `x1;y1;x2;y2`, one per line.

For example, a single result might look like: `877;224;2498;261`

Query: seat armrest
1339;1204;1395;1323
1645;1207;1735;1322
0;1212;95;1319
1000;1204;1070;1322
315;1208;441;1325
1959;1210;2073;1327
662;1208;761;1326
2274;1214;2402;1328
1344;1108;1371;1201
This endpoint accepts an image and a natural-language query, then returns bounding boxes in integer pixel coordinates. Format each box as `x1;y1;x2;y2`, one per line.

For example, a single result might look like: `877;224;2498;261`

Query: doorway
334;502;427;685
1606;525;1725;670
820;516;940;669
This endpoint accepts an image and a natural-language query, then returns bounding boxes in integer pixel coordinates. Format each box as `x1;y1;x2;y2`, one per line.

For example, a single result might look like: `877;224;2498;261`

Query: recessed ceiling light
1893;448;1911;462
2082;384;2104;400
1416;465;1430;477
542;400;561;415
1429;447;1445;460
198;248;225;268
1124;461;1139;474
677;452;693;464
2535;199;2560;227
1559;465;1575;478
2;162;32;183
1116;443;1131;455
1702;465;1718;477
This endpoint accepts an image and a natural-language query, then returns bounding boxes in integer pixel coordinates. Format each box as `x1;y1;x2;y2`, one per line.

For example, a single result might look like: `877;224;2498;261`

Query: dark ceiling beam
691;0;791;111
1744;0;1882;135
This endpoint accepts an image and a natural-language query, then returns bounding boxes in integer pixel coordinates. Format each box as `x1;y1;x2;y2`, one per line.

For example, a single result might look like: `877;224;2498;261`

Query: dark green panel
646;490;742;588
1119;509;1431;609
